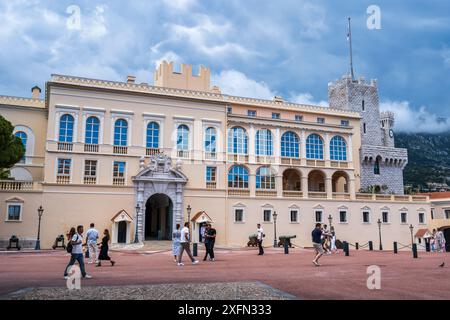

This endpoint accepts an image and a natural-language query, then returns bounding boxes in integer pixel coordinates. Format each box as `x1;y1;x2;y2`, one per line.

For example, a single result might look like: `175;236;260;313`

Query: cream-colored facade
0;62;433;249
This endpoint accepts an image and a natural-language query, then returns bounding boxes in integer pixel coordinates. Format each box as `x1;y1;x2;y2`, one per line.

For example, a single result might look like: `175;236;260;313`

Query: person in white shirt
85;223;99;264
257;224;264;255
177;222;199;266
64;225;92;279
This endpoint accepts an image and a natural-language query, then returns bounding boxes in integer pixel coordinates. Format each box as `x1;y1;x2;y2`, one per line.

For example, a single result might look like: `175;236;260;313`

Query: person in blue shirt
312;223;324;266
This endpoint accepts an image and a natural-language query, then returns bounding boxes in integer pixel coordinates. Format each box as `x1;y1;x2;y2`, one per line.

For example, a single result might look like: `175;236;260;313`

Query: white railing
228;188;250;196
281;157;301;165
56;176;70;184
255;190;277;197
146;148;160;156
113;177;126;186
205;152;217;160
206;182;217;189
83;176;97;185
0;180;35;191
283;190;303;198
58;142;73;151
84;144;99;153
177;150;190;159
113;146;128;154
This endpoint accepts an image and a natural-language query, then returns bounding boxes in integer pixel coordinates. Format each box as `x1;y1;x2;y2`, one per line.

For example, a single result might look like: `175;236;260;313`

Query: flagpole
348;17;355;80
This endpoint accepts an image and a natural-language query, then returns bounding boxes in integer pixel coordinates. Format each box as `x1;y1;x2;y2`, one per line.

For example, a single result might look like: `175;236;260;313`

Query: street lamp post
377;218;383;251
328;214;333;228
273;211;278;247
409;224;414;246
187;205;192;227
134;204;140;243
35;206;44;250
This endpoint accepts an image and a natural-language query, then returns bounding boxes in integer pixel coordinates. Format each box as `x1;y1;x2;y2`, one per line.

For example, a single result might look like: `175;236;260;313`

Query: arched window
255;129;273;156
177;124;189;151
114;119;128;146
281;131;300;158
330;136;347;161
15;131;27;162
374;157;381;175
59;114;74;142
85;116;100;145
228;165;249;189
256;167;275;190
228;127;248;155
204;127;217;153
306;134;324;159
146;122;160;149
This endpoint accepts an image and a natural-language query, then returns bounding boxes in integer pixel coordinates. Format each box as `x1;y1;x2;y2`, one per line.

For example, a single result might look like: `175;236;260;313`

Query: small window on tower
363;123;367;134
362;100;365;111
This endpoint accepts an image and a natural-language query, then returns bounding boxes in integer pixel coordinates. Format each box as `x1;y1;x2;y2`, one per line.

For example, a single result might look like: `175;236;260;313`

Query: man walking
86;223;99;264
257;223;264;256
312;223;324;267
178;222;199;266
203;223;217;261
64;225;92;279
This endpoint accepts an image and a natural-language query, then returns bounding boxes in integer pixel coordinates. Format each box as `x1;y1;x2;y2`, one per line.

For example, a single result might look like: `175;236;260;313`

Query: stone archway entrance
145;193;173;240
133;154;188;243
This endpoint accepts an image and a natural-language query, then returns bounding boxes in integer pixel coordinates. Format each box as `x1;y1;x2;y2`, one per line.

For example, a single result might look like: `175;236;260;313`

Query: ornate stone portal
133;154;188;242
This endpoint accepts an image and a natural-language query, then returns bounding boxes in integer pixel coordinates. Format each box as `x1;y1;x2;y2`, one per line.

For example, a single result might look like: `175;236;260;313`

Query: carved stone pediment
133;154;188;183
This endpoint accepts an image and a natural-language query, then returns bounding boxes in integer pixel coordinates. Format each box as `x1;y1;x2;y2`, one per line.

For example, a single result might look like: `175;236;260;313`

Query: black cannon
52;234;66;250
7;235;21;251
277;235;297;248
247;234;259;247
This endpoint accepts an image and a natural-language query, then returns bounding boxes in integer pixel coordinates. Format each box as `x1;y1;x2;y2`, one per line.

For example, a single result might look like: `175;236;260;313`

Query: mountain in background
395;131;450;190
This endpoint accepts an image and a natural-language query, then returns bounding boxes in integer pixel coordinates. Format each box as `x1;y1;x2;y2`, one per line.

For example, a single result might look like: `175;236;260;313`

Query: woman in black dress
96;229;115;267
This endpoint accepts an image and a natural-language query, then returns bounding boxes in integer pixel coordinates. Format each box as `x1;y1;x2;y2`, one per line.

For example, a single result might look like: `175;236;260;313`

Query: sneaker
177;263;184;266
312;260;319;267
84;274;92;279
64;276;69;280
210;258;215;262
192;260;199;265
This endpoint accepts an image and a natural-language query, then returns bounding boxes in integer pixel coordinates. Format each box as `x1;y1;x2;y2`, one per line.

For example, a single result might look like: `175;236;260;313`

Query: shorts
313;243;324;254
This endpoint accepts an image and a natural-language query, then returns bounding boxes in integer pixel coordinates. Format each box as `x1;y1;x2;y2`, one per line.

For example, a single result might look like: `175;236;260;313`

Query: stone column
349;178;356;200
302;175;308;199
326;177;333;199
301;130;307;161
274;128;281;164
348;134;353;162
249;172;256;197
276;172;283;198
249;125;256;164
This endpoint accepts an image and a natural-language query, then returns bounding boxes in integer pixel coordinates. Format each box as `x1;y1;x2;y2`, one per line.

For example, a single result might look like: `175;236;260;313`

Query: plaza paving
0;247;449;300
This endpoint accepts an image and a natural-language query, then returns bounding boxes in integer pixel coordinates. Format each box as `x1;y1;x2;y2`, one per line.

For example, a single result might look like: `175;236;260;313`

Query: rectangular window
272;113;280;120
263;209;272;222
84;160;97;177
290;210;298;223
382;211;389;223
339;211;347;223
57;159;71;175
363;123;367;134
341;120;350;127
235;209;244;222
400;212;408;224
113;161;126;178
445;210;450;219
315;210;323;223
206;167;216;182
362;100;365;111
247;110;257;117
431;209;435;220
418;213;425;224
362;211;370;223
227;106;232;114
7;204;21;221
317;117;325;124
295;115;303;122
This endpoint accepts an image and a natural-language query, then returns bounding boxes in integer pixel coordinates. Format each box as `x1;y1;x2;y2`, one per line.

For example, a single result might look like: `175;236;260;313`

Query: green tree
0;115;25;179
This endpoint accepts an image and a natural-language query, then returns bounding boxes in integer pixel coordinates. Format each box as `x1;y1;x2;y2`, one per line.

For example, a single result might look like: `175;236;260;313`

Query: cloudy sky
1;0;449;133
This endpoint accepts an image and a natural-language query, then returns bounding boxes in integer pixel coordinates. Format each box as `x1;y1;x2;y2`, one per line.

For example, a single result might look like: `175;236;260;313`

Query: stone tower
328;75;408;194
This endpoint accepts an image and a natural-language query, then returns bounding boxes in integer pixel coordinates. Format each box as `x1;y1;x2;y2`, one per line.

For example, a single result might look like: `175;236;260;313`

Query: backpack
66;234;78;253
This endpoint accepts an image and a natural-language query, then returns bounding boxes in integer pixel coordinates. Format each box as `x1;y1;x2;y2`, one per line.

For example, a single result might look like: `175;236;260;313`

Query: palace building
0;61;438;249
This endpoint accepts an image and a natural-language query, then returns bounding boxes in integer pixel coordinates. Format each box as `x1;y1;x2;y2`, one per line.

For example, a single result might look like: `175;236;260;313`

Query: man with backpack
64;225;92;280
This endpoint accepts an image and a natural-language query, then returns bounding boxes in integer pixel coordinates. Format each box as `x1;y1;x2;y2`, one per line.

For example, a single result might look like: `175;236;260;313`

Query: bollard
343;241;349;256
393;242;398;254
412;244;418;259
284;240;289;254
193;243;198;257
355;242;359;250
369;241;373;251
425;241;430;252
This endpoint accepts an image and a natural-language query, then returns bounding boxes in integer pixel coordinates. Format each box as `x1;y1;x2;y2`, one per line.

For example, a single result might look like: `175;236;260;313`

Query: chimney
127;75;136;84
31;86;41;100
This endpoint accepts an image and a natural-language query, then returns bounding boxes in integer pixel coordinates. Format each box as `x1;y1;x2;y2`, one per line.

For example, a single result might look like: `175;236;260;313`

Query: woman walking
330;226;337;254
96;229;115;267
172;224;181;263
